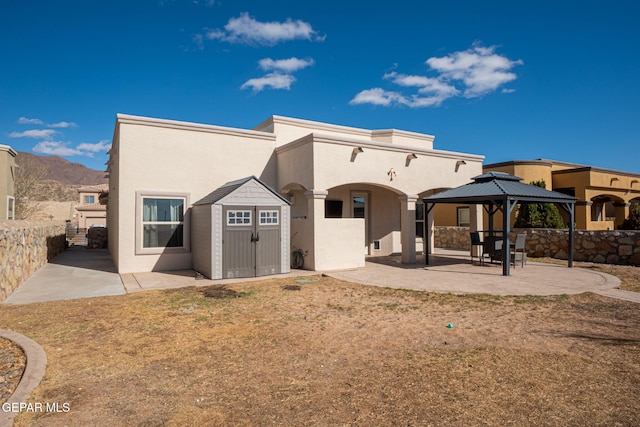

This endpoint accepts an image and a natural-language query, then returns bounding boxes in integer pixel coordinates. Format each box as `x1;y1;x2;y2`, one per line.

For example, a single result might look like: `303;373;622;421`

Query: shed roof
423;172;577;205
194;176;291;206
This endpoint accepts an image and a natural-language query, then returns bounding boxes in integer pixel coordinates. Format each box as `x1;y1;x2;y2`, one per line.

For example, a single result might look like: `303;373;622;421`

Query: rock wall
434;226;471;251
434;226;640;266
0;220;67;302
87;227;108;249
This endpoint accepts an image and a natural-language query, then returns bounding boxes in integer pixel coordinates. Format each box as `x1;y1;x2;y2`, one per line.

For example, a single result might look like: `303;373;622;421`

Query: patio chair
470;232;484;264
483;235;503;264
511;232;527;267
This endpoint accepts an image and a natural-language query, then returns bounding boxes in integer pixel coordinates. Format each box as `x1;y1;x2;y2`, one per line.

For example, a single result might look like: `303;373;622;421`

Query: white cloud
9;129;57;139
33;139;111;158
383;72;459;105
203;12;323;46
259;57;314;73
350;88;406;106
351;43;522;108
33;141;83;156
241;73;296;92
48;121;78;128
76;140;111;153
426;44;523;98
18;117;43;125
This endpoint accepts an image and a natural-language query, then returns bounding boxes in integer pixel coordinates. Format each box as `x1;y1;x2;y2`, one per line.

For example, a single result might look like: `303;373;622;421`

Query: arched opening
590;194;626;230
326;183;403;256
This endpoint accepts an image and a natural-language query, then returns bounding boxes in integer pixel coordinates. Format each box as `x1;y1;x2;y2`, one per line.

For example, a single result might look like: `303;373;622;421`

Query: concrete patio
327;250;639;302
4;248;639;305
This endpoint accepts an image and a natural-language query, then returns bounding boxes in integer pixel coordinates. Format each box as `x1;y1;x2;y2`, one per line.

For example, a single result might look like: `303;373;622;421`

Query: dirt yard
1;271;639;426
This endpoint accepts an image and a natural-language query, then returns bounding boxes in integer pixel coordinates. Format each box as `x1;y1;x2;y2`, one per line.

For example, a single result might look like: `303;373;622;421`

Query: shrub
619;204;640;230
514;180;565;229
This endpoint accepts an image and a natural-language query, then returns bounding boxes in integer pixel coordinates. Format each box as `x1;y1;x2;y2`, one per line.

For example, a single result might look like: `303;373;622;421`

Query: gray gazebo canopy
423;172;577;276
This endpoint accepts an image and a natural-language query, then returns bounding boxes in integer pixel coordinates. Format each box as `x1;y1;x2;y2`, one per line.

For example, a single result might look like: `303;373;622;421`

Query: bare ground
0;271;638;426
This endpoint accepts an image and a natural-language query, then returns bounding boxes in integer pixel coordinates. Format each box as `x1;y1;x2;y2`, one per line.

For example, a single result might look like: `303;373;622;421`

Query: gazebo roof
423;172;577;205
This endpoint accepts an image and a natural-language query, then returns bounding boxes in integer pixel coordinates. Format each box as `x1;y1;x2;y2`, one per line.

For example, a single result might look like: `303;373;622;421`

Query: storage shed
192;176;291;279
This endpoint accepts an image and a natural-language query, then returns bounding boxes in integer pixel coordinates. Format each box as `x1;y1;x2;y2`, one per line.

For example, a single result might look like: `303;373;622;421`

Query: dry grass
532;257;640;292
0;274;638;426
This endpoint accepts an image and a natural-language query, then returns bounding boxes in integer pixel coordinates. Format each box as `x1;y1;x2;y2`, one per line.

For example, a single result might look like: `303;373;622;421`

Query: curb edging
0;329;47;426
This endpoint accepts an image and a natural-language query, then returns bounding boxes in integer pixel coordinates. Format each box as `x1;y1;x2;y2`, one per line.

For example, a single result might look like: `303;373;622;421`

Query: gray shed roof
194;176;291;206
423;172;577;205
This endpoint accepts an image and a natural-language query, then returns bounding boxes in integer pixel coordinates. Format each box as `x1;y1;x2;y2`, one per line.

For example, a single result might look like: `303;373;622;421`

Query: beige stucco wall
111;114;483;274
110;115;277;273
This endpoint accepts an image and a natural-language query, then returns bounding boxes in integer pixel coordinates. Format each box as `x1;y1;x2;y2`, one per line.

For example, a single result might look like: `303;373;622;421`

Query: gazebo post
425;203;435;265
502;198;511;276
568;203;575;268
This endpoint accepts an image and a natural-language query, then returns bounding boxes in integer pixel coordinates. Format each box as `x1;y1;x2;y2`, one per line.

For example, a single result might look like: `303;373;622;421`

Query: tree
514;180;565;229
14;155;49;220
619;204;640;230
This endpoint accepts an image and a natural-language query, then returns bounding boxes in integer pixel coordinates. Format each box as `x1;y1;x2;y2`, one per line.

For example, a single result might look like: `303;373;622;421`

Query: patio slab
325;250;638;302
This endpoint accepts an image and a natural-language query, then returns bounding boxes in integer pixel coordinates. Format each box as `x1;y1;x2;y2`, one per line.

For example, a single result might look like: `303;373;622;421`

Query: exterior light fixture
610;177;620;185
455;160;467;172
387;168;397;181
631;179;639;187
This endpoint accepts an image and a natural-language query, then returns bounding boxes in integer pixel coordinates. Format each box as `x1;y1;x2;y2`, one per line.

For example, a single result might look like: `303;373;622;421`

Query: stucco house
107;114;483;277
0;144;17;220
483;160;640;230
74;184;108;228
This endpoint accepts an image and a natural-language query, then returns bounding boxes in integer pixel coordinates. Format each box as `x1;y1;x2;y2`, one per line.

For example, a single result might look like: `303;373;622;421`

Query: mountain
16;152;108;185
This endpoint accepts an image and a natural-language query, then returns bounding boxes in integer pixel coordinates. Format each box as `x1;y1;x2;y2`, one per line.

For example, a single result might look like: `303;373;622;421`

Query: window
227;210;252;226
259;210;279;225
84;195;95;204
142;197;184;248
7;196;15;220
457;207;470;227
415;203;425;238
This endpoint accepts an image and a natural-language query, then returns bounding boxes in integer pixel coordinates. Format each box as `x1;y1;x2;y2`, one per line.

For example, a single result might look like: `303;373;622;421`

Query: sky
1;0;639;173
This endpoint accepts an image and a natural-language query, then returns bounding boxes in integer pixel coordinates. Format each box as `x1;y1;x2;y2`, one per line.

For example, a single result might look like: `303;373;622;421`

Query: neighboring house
480;160;640;230
0;144;17;220
74;184;108;228
107;114;484;277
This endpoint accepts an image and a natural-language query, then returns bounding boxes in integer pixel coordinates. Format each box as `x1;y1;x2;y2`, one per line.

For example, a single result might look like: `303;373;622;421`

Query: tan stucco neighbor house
483;160;640;230
0;144;17;220
74;184;108;228
107;114;483;277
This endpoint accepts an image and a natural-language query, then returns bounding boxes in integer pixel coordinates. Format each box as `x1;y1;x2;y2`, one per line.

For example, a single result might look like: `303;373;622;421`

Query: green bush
619;204;640;230
514;180;565;229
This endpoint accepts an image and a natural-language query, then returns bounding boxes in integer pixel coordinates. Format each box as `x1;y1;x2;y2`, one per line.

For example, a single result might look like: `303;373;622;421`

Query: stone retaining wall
434;226;640;266
0;220;67;302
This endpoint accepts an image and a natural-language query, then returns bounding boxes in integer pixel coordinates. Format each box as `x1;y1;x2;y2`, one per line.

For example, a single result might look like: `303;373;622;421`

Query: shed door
222;206;282;278
256;207;281;277
223;207;255;278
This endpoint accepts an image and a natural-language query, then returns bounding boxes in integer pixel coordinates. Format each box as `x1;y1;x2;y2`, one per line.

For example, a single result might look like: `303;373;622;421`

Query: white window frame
259;210;279;225
457;207;470;227
135;191;190;255
226;210;252;226
7;196;15;220
84;195;95;204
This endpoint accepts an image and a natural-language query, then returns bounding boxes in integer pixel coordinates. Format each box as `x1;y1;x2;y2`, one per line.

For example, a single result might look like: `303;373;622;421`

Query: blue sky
1;0;639;173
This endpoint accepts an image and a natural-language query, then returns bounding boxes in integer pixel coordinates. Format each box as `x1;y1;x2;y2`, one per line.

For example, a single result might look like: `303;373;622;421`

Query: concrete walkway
4;246;125;305
3;248;639;305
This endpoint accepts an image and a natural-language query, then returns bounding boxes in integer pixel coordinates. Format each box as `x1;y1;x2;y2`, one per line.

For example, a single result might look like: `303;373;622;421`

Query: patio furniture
470;232;484;264
511;232;527;267
483;235;504;264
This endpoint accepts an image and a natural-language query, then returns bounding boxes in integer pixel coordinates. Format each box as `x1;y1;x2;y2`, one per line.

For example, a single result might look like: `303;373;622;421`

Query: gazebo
423;172;578;276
